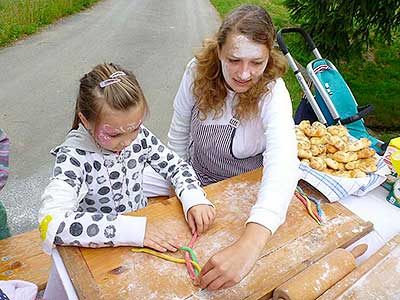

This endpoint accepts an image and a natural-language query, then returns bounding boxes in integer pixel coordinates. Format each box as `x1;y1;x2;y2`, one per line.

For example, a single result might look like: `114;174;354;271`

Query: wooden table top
0;230;51;290
58;168;373;300
318;233;400;300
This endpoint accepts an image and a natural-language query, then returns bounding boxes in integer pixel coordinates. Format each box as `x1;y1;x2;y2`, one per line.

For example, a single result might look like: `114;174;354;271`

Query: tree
283;0;400;61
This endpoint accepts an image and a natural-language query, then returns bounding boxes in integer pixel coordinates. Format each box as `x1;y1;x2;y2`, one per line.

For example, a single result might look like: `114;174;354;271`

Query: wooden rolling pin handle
272;244;368;300
350;243;368;259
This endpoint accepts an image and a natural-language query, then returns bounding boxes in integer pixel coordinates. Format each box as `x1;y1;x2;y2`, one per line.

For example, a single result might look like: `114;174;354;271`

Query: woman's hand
187;204;216;234
143;220;182;252
194;223;271;290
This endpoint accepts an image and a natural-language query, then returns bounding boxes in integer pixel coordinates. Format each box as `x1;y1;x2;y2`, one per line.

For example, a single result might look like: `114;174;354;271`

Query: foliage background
210;0;400;141
0;0;398;140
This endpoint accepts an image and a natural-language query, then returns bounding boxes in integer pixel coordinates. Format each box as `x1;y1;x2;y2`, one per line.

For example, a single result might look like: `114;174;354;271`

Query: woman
145;4;299;289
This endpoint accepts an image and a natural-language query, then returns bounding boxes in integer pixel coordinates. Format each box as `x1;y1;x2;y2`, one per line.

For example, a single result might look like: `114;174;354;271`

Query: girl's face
89;103;146;153
218;33;270;93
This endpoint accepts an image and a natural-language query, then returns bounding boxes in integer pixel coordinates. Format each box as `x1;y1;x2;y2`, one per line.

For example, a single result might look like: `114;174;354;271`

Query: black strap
340;104;374;124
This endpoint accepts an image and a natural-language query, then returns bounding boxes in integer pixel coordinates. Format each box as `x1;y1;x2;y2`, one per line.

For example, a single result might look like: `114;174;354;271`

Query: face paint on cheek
102;121;142;135
125;120;142;132
231;35;269;79
95;127;113;145
103;124;119;135
221;59;233;84
254;60;268;78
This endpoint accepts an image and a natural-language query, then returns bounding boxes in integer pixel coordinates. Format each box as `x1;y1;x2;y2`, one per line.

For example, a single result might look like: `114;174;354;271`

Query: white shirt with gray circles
39;126;212;253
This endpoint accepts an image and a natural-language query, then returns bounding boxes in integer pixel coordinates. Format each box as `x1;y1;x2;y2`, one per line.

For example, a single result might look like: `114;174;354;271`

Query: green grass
0;0;100;47
210;0;400;141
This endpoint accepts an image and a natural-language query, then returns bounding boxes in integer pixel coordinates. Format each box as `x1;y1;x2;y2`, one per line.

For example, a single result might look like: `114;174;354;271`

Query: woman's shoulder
266;77;286;90
263;78;289;99
258;78;290;109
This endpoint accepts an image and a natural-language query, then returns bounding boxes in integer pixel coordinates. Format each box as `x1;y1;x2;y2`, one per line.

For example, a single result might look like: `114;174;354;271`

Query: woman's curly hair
193;4;288;121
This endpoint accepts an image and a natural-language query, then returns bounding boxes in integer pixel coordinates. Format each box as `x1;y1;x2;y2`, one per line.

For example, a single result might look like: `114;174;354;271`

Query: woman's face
83;102;146;153
218;33;269;93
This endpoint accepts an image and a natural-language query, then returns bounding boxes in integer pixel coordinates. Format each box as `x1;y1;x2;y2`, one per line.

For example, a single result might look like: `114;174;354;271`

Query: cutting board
58;168;372;300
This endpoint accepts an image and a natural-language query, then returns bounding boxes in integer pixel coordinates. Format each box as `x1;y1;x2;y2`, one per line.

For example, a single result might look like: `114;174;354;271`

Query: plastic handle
277;27;317;55
341;104;374;125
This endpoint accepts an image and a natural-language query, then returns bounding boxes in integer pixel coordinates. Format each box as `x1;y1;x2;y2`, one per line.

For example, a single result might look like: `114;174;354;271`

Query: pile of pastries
296;120;377;178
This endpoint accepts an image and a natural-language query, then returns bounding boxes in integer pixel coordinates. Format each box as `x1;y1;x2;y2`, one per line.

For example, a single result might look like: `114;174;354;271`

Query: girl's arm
38;148;146;254
143;127;214;223
167;59;197;160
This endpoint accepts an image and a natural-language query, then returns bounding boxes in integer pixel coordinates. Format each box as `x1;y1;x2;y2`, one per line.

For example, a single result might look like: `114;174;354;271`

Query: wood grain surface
318;234;400;300
58;169;373;300
0;230;51;290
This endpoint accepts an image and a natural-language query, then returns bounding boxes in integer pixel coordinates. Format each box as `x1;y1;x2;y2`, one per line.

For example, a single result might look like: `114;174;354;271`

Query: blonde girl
39;63;215;254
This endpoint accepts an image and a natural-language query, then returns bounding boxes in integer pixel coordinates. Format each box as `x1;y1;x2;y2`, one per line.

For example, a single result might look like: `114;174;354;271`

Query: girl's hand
187;204;216;234
194;223;271;290
143;220;182;252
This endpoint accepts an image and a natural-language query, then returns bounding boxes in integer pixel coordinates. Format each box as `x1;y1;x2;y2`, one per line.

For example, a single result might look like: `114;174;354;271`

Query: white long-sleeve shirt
168;59;300;234
39;125;213;254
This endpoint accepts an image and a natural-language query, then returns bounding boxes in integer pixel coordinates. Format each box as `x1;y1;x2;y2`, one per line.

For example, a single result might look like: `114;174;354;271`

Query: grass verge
0;0;100;47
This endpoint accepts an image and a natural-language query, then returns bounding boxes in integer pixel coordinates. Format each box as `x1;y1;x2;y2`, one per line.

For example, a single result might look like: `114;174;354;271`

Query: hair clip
109;71;126;78
99;71;127;88
99;78;121;88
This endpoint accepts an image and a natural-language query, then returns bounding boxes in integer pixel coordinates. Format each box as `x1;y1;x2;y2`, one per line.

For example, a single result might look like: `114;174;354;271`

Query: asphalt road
0;0;220;234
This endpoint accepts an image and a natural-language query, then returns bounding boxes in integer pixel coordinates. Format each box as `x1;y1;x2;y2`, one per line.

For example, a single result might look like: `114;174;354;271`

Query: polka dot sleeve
52;147;85;195
39;147;147;253
142;127;203;197
53;208;146;249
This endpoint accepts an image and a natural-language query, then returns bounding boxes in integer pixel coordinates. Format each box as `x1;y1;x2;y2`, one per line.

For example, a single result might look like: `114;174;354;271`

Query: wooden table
57;169;373;300
317;233;400;300
0;230;51;289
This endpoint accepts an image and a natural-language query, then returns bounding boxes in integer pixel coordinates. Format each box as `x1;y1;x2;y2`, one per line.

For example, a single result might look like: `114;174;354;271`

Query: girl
38;63;215;254
147;4;299;290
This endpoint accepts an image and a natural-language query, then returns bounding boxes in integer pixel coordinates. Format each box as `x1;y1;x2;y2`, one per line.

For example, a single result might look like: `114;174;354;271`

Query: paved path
0;0;220;234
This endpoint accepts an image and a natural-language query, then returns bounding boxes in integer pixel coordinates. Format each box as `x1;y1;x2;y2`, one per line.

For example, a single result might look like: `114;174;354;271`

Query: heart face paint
95;121;142;146
91;103;147;152
219;33;269;93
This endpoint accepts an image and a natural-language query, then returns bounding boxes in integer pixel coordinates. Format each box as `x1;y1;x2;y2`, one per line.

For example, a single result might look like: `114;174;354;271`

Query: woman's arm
197;79;299;289
246;78;300;234
167;59;197;160
196;222;271;290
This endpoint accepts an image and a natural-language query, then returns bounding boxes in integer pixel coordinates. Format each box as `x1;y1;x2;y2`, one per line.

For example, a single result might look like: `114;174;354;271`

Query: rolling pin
273;244;368;300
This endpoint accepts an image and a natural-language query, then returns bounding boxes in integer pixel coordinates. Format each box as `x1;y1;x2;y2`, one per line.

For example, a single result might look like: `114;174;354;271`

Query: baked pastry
296;121;378;178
